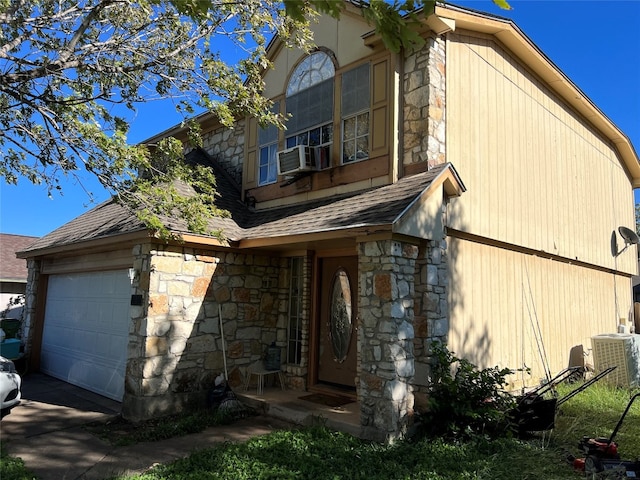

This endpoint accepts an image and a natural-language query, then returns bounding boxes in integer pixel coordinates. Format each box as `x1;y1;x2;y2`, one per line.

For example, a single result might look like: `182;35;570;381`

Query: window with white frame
258;101;280;186
285;51;335;170
341;62;370;164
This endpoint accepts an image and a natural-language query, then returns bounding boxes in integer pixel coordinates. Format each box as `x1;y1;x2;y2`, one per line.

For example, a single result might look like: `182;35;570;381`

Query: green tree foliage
1;0;508;239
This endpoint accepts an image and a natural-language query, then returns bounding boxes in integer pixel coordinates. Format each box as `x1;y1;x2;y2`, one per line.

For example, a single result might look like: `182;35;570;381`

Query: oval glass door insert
329;268;353;363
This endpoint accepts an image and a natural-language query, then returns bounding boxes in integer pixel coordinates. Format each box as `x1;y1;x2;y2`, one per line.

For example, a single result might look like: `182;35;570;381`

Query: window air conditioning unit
277;145;316;175
591;334;640;388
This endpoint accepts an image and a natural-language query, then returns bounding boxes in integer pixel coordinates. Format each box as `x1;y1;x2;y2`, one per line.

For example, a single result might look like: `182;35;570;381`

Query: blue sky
1;0;639;238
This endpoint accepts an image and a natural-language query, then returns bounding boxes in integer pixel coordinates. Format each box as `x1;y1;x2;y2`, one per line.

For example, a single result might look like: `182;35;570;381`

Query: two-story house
18;2;640;441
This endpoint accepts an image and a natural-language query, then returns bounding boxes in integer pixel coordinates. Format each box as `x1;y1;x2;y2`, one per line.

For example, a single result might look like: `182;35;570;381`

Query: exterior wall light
128;268;138;284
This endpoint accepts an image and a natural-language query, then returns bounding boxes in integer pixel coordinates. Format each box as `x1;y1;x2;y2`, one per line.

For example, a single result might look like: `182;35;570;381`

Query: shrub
415;342;518;440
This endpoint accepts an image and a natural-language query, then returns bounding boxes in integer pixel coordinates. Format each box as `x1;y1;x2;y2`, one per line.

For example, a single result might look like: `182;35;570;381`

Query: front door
317;256;358;390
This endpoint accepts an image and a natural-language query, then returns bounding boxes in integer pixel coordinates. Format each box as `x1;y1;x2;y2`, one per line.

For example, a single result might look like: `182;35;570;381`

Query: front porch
237;386;361;438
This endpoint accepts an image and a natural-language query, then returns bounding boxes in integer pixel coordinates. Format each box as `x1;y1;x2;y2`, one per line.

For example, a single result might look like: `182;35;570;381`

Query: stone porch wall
358;238;419;442
123;243;291;421
412;239;450;410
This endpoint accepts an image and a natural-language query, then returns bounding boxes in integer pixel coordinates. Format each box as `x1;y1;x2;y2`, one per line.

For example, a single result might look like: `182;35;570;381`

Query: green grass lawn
2;382;638;480
112;382;640;480
552;382;640;458
115;428;575;480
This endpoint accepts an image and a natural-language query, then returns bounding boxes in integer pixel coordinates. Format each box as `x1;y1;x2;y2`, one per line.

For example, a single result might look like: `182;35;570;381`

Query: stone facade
281;254;312;390
21;28;454;443
412;239;450;410
21;259;41;356
403;33;446;168
350;29;452;440
123;242;293;421
201;119;246;186
357;239;419;442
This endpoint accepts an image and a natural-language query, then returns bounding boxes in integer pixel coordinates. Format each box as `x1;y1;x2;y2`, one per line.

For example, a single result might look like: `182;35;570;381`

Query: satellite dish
618;226;640;246
611;230;619;257
612;226;640;257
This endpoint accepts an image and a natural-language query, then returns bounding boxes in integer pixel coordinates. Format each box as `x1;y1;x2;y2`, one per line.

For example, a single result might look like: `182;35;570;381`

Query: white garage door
41;270;131;401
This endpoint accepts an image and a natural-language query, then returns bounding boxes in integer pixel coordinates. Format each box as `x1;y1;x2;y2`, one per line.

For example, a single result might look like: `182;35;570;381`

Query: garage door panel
42;270;130;401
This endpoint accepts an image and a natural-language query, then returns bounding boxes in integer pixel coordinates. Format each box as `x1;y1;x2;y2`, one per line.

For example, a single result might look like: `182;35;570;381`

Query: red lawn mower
574;393;640;478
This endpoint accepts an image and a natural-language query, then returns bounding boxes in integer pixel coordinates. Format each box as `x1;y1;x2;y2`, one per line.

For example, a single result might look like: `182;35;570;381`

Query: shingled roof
19;150;461;256
1;234;39;282
241;164;456;240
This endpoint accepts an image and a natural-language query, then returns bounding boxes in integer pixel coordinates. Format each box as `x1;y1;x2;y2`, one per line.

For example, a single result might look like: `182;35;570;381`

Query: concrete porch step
235;387;362;438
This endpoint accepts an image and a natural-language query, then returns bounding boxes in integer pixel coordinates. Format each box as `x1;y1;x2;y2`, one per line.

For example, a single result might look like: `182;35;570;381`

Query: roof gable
429;3;640;185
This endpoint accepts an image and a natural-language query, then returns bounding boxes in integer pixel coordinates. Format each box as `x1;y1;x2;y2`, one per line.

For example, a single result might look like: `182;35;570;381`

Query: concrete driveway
1;373;292;480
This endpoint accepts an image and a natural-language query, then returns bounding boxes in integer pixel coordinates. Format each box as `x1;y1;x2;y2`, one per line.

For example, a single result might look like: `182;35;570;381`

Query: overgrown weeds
112;426;574;480
552;381;640;458
85;407;253;446
109;370;639;480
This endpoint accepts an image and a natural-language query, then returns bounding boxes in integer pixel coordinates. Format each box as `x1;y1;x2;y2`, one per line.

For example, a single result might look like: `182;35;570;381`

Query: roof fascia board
179;233;232;248
239;224;392;249
17;230;152;259
362;7;457;48
20;231;228;261
140;110;223;146
426;14;456;35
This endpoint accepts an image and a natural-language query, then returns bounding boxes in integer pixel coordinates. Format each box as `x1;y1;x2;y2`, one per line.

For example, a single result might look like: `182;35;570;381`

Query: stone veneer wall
123;242;290;421
358;239;419;442
412;239;450;410
20;259;41;357
403;33;446;168
282;254;313;390
401;30;450;416
200;119;246;186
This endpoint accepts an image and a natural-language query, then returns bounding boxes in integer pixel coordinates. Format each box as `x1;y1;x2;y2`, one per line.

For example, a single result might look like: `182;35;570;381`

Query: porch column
358;238;418;442
22;258;42;370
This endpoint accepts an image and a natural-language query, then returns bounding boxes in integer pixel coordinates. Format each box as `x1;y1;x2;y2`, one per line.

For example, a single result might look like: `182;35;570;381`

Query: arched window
284;51;335;170
256;50;371;186
286;51;335;96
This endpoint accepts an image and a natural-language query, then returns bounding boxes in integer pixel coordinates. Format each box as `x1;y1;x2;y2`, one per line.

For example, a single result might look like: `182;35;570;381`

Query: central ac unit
591;334;640;388
277;145;316;175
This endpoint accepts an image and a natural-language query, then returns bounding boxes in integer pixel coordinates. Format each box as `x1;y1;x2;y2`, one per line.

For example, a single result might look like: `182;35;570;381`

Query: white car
0;355;21;418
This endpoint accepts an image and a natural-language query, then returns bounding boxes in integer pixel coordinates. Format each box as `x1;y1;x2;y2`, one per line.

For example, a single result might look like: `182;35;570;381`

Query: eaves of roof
18;160;465;257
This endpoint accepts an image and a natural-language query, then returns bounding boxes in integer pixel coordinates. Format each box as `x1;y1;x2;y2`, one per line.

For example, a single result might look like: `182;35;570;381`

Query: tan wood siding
263;13;375;100
447;237;632;387
446;32;636;275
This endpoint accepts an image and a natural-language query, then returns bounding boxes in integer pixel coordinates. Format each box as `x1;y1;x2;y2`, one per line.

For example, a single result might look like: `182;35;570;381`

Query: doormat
299;393;354;408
